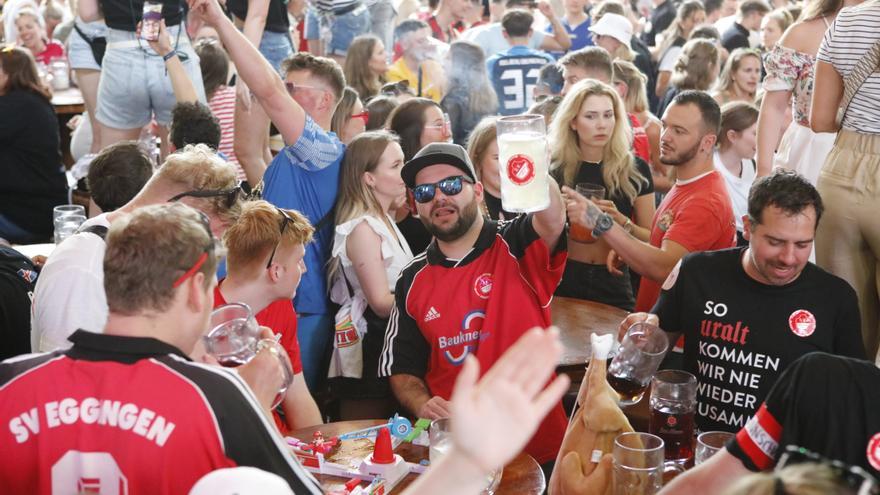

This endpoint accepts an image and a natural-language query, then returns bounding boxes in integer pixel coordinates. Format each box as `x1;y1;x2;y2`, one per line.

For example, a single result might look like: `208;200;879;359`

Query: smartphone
141;0;163;42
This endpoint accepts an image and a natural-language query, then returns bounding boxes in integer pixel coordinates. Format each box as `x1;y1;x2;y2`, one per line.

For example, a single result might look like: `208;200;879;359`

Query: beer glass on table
430;418;503;494
695;431;735;465
613;432;665;495
649;370;697;465
203;303;293;408
569;183;606;243
607;323;669;406
496;114;550;213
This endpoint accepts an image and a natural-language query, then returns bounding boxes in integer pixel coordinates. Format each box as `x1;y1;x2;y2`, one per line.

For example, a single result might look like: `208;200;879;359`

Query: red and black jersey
0;330;321;494
728;353;880;477
379;215;568;464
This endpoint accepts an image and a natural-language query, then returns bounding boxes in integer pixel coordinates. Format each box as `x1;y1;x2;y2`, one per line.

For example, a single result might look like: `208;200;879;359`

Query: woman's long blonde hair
549;79;646;202
328;130;400;282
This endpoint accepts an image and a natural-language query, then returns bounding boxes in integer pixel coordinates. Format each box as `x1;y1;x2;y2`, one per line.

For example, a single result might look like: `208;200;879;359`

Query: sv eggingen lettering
8;398;176;447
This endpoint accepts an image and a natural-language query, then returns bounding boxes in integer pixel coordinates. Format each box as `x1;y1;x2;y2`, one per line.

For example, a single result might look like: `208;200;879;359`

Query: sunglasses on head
168;182;243;209
775;445;879;495
412;175;473;204
172;210;216;288
266;207;294;269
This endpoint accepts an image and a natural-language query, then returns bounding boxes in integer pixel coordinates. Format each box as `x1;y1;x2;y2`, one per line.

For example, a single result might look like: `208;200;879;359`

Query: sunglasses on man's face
412;175;473;204
168;182;243;210
266;207;294;269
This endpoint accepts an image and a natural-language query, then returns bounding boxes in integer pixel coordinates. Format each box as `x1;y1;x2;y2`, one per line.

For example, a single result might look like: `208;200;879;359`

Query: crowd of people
2;0;880;491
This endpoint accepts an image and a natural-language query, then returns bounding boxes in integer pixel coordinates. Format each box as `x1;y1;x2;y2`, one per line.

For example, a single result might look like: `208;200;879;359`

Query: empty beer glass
496;114;550;213
608;322;669;406
613;432;665;495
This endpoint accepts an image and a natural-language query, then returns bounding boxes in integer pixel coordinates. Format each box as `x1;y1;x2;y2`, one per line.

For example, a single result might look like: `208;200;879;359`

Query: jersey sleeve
282;114;345;172
377;273;430;378
832;281;867;359
651;257;685;336
168;360;322;493
499;215;567;306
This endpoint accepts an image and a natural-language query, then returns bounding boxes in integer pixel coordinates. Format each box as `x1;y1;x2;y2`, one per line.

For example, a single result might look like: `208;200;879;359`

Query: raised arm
537;1;572;52
532;174;566;252
188;0;307;144
146;21;199;103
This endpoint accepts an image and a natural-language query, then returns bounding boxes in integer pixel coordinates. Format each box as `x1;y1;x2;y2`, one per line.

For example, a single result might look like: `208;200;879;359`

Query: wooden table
551;297;630;369
291;420;545;494
52;87;86;115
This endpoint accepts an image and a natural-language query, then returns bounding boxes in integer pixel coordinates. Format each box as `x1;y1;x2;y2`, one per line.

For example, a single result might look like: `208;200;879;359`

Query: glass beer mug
496;114;550;213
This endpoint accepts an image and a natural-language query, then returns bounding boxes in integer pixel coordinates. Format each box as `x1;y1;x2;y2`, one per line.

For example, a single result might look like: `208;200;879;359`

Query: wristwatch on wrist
592;212;615;238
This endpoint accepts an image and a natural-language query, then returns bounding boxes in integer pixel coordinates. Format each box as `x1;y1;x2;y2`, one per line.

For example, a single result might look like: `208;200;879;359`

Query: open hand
449;327;569;471
187;0;227;28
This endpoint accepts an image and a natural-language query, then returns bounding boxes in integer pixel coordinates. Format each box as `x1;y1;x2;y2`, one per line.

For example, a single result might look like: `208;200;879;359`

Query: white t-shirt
460;22;545;58
658;45;682;72
30;214;111;352
713;151;756;232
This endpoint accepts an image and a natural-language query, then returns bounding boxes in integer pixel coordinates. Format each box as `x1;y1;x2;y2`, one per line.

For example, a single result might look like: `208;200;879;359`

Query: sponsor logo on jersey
788;310;816;337
474;273;493;299
424;306;441;322
334;315;360;348
440;310;486;365
17;268;37;284
657;209;675;233
867;432;880;471
507;154;535;186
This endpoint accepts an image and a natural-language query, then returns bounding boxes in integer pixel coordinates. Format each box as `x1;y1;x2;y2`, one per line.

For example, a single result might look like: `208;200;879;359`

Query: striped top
207;86;246;182
817;2;880;134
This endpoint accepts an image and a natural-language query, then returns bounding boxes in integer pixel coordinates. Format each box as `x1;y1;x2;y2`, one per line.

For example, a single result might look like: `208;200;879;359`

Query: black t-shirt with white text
728;353;880;478
653;247;865;432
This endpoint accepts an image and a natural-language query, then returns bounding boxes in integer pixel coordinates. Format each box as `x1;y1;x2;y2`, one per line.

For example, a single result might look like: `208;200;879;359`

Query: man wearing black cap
378;142;569;469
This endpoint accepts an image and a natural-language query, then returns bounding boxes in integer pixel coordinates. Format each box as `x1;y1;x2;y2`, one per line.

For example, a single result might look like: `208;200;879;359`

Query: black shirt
226;0;291;33
653;248;866;432
642;0;678;47
0;90;66;240
721;21;751;53
101;0;186;31
0;247;38;360
728;353;880;478
552;157;655;219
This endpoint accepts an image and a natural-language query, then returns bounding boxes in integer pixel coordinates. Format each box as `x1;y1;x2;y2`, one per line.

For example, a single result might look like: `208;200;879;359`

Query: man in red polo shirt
214;200;322;433
378;142;569;469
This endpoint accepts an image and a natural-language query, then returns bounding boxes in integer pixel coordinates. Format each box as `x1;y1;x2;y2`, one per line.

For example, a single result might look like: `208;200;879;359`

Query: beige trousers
816;129;880;362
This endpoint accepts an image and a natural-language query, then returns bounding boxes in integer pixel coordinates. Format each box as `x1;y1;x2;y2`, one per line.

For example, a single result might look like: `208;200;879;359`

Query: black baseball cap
401;142;478;189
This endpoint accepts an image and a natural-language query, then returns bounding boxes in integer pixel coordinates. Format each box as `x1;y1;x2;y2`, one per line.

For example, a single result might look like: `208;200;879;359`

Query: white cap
188;467;295;495
589;13;633;47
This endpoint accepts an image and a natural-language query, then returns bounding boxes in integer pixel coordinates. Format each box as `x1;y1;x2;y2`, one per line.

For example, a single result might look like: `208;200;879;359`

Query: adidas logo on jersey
424;307;441;322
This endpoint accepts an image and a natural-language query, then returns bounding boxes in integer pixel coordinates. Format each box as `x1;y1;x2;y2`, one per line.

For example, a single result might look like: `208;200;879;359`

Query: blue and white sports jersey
545;17;593;59
486;46;556;116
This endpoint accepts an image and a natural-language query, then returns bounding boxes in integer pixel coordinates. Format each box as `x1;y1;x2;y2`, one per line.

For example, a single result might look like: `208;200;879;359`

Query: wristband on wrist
163;50;178;62
623;218;634;234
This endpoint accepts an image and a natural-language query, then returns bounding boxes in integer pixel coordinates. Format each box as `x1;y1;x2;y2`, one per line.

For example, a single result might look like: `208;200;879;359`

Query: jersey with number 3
487;46;556;116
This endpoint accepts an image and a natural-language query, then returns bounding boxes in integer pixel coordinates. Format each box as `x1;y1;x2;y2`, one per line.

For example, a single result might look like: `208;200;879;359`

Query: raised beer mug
496;114;550;213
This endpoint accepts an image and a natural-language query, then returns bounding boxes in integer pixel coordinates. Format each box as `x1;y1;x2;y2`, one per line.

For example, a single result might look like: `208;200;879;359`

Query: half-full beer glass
649;370;697;464
496;114;550;213
608;323;669;406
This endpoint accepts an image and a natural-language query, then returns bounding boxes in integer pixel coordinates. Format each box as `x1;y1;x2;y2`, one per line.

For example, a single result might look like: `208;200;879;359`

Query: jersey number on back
52;451;129;494
500;68;540;111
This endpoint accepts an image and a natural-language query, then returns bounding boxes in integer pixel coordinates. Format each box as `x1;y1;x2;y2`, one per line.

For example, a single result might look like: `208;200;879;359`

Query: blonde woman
653;0;707;99
712;48;763;105
549;79;655;310
613;59;669;192
343;35;388;102
328;130;413;419
657;38;720;115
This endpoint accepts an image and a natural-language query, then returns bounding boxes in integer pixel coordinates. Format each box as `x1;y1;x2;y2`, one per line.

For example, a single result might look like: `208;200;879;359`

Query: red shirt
33;39;65;65
380;216;569;463
635;171;736;312
629;113;651;164
213;284;304;434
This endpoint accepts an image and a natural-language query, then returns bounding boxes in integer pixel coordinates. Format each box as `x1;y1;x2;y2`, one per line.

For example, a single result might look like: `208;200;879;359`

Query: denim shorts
305;4;371;57
67;18;108;71
96;26;206;129
259;30;294;75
